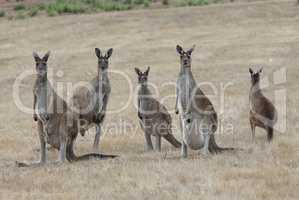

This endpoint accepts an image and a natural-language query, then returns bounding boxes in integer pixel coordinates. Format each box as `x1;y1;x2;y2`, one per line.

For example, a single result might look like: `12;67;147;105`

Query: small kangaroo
175;45;233;158
249;67;277;142
135;67;181;152
17;52;117;167
71;48;112;152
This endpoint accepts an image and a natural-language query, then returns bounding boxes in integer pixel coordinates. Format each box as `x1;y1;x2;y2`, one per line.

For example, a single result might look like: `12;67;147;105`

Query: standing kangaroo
17;52;117;167
175;45;233;158
71;48;112;152
249;67;277;142
135;67;181;152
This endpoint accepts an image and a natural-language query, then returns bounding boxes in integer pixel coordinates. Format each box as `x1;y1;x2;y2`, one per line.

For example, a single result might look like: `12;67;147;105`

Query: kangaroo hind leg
250;119;256;143
154;135;161;152
93;125;102;152
16;121;47;167
267;126;274;142
181;141;188;158
202;129;210;156
145;132;153;151
180;118;188;158
58;129;67;164
58;139;67;163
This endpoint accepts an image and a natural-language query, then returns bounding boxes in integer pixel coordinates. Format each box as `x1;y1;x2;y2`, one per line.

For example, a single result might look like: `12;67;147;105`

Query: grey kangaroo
135;67;181;152
249;67;277;142
17;52;117;167
71;48;112;152
175;45;233;158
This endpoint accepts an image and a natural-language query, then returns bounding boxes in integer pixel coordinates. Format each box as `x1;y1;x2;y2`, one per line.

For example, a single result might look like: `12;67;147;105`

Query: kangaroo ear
95;48;101;58
259;67;263;73
187;45;195;55
106;48;113;58
135;68;141;76
176;45;183;55
42;51;50;62
145;66;150;75
33;52;41;62
249;68;254;74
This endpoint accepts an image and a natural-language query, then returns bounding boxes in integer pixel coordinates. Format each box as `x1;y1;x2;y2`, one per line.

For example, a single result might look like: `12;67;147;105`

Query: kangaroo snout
45;114;49;121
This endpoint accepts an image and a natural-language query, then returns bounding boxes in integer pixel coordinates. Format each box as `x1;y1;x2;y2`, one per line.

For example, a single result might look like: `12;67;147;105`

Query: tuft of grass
133;0;148;4
175;0;219;7
143;0;150;7
175;0;187;6
187;0;209;6
84;0;154;11
0;10;5;17
162;0;169;5
36;3;46;10
28;7;39;17
47;6;58;16
46;0;87;15
90;0;132;12
14;4;26;11
15;11;26;19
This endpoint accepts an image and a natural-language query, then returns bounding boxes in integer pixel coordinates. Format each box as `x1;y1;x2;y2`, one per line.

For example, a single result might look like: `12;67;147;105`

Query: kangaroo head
176;45;195;68
33;51;50;76
95;48;113;70
249;67;262;85
135;67;150;85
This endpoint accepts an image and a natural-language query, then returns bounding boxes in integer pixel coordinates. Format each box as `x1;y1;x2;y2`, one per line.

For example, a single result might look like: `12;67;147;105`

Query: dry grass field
0;0;299;199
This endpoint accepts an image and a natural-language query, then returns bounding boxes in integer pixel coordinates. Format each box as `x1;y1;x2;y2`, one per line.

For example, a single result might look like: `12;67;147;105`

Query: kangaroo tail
66;143;117;162
73;153;118;161
163;133;181;148
267;127;274;142
208;134;235;154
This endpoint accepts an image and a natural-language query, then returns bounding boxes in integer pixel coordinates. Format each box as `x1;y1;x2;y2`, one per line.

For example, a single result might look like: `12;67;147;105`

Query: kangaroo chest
94;83;110;112
35;83;52;121
249;89;262;112
177;76;196;112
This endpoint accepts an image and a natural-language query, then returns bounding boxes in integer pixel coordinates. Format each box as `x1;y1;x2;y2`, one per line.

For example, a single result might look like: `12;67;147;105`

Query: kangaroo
175;45;233;158
249;67;277;142
16;52;117;167
71;48;112;152
135;67;181;152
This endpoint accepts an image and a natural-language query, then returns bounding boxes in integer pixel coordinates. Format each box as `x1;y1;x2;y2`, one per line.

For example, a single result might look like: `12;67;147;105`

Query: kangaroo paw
16;161;29;167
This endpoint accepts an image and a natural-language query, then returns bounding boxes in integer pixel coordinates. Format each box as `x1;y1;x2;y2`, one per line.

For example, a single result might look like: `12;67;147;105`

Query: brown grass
0;0;299;199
